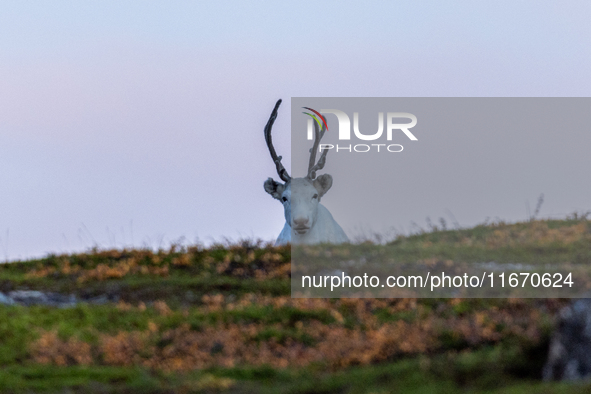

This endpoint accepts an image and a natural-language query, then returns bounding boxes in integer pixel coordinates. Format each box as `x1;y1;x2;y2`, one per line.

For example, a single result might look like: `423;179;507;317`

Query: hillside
1;218;590;393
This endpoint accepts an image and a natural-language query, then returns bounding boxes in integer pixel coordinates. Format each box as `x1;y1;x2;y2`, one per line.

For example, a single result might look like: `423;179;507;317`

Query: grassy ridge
0;219;590;393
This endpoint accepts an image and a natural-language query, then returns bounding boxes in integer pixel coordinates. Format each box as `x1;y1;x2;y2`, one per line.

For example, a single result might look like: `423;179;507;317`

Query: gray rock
544;298;591;381
47;293;78;308
0;292;15;305
7;290;78;307
8;290;48;306
0;289;118;308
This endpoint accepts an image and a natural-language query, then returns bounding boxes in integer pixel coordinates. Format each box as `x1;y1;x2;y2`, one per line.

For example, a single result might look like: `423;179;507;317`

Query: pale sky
1;1;590;260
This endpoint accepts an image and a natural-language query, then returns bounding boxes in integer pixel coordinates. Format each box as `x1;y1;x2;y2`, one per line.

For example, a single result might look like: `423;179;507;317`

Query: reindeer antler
307;119;328;179
264;99;291;183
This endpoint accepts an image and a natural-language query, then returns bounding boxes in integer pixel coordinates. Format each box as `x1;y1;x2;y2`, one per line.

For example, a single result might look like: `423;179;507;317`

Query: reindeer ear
264;178;285;200
313;174;333;197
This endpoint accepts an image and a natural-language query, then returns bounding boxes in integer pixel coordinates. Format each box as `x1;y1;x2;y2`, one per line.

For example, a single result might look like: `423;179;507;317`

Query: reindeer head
263;99;333;235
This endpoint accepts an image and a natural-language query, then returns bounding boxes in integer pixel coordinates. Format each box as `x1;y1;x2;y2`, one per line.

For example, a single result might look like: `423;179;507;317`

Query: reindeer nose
293;218;309;227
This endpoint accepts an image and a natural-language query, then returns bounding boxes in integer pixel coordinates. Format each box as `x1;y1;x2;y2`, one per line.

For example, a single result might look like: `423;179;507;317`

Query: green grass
2;354;591;394
0;218;589;392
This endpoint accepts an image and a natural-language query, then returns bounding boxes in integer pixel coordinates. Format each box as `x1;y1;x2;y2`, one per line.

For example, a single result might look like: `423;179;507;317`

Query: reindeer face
263;98;338;242
264;175;333;235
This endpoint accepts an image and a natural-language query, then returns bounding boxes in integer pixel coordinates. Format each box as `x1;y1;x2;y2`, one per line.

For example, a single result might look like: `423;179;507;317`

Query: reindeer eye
282;197;288;202
313;194;318;199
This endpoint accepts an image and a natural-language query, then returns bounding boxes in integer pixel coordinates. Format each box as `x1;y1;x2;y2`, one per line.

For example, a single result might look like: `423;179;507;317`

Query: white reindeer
263;99;349;245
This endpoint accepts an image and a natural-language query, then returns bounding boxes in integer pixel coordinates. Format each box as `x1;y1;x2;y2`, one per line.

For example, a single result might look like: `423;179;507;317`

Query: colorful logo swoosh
302;107;329;131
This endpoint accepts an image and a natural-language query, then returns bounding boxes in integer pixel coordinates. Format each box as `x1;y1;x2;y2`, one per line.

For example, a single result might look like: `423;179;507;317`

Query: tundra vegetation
1;216;591;393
